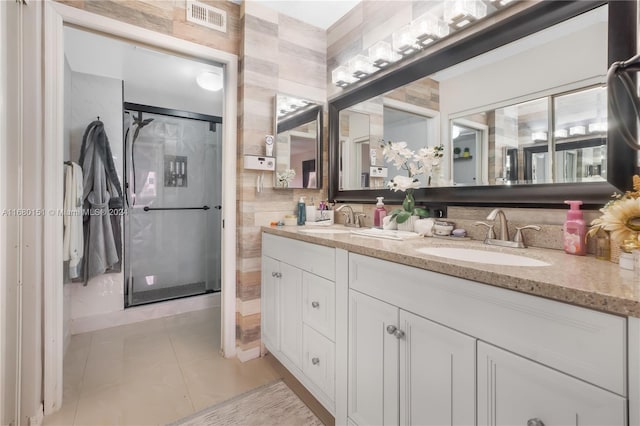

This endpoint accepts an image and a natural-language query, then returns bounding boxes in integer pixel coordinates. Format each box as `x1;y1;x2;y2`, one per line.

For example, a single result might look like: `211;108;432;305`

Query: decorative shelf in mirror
274;94;323;189
328;1;637;207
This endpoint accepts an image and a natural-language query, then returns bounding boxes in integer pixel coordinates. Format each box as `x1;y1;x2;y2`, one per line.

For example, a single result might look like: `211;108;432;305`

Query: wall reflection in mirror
336;4;608;190
274;94;322;189
339;75;440;190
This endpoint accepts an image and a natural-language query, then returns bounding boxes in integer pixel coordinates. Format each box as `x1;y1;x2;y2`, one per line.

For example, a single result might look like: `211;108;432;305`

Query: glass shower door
123;105;222;307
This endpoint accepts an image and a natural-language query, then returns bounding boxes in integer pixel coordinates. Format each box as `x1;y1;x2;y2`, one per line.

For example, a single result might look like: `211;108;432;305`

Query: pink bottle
563;200;586;255
374;197;387;228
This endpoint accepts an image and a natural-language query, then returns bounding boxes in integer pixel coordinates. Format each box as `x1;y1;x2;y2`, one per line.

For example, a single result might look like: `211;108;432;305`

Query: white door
261;256;280;351
279;262;303;368
348;290;399;426
477;342;626;426
399;310;476;426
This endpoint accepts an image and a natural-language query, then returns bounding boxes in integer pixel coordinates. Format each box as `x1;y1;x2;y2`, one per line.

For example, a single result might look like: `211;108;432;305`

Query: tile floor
43;308;281;426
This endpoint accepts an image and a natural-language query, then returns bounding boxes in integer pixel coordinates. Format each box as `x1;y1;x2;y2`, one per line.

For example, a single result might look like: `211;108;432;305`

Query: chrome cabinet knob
311;301;320;309
312;357;320;365
386;325;405;339
527;418;545;426
271;272;282;278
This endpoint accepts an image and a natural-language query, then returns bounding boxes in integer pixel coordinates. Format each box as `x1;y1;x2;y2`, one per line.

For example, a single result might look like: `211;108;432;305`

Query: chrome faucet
336;205;355;227
475;209;541;248
336;205;366;228
487;208;509;241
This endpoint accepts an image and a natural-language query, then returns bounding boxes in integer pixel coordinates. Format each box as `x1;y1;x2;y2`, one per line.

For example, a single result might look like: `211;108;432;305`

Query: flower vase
397;215;419;232
431;164;443;187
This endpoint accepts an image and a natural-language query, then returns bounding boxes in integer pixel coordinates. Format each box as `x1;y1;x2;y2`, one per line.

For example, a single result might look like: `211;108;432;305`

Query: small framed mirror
274;94;323;189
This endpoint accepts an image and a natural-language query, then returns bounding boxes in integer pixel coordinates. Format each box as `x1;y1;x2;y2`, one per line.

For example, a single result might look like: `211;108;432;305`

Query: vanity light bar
369;41;401;68
588;122;607;133
332;0;502;88
349;54;377;79
531;131;547;141
412;12;450;47
555;129;568;138
393;24;421;56
444;0;487;28
569;125;587;136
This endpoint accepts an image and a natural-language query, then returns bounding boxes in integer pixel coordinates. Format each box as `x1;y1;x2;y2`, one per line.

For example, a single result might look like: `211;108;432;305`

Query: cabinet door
400;310;476;426
261;256;280;350
348;290;399;426
279;262;304;369
477;342;626;426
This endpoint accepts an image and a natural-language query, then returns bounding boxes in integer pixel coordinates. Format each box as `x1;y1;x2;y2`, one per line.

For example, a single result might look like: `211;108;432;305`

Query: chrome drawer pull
312;357;320;365
311;301;320;309
527;418;544;426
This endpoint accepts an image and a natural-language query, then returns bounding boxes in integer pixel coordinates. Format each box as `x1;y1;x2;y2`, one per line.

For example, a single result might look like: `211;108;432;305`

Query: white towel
63;162;84;279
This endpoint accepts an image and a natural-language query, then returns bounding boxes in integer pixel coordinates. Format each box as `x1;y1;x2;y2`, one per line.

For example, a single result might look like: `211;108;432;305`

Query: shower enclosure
123;103;222;307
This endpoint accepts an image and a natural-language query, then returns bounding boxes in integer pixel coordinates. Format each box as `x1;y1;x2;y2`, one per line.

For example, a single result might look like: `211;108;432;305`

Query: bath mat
168;380;324;426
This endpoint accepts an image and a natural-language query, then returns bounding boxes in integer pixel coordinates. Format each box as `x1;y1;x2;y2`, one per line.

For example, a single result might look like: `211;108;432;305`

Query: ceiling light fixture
196;71;223;91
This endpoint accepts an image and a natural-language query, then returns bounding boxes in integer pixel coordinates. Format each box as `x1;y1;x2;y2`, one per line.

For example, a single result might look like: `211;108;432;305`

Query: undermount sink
298;227;352;234
415;247;550;267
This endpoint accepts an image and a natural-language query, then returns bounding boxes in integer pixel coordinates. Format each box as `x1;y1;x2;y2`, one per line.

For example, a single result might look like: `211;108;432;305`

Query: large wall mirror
274;94;322;189
329;1;637;206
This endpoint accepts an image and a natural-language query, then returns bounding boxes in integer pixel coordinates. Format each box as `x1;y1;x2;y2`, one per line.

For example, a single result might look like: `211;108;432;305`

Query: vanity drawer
263;233;335;280
303;324;335;400
349;253;627;396
303;272;335;341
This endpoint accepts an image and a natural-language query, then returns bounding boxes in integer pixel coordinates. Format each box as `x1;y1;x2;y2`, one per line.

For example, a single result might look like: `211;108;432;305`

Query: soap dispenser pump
374;197;387;228
563;200;586;255
297;196;306;225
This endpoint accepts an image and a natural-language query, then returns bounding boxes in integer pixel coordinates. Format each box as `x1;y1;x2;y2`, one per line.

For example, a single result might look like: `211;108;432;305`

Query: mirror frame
328;1;637;208
274;99;323;190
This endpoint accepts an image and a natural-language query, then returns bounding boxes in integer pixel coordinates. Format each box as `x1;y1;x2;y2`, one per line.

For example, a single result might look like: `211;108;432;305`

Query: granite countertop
262;225;640;318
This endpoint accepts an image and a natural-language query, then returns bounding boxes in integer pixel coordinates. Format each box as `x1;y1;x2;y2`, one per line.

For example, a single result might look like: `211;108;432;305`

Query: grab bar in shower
142;205;220;212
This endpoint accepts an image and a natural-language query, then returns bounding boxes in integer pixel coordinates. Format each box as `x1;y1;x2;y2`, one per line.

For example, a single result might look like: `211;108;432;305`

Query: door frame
43;1;238;414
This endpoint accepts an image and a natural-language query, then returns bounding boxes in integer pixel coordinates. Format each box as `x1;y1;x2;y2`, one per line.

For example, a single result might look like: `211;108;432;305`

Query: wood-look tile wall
237;2;328;354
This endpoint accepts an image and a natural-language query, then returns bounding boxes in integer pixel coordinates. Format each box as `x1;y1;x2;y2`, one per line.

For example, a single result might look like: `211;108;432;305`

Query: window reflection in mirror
451;85;606;186
274;94;322;189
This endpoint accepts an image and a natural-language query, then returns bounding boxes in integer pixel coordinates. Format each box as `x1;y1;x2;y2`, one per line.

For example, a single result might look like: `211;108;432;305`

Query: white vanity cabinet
347;253;627;426
477;342;625;426
348;289;475;426
261;233;336;413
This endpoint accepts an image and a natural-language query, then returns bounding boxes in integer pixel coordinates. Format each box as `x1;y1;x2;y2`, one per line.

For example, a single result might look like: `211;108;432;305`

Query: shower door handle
143;205;210;211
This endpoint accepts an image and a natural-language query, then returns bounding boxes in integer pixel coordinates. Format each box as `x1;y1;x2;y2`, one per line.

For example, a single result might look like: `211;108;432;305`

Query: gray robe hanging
79;120;123;285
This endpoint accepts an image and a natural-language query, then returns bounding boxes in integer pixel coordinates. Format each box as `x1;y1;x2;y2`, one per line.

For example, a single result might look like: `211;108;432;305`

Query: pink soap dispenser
563;200;586;255
374;197;387;228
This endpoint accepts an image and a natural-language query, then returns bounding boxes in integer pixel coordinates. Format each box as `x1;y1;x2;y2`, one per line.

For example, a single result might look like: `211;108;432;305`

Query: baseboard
28;403;44;426
237;345;261;362
265;354;335;426
70;292;220;334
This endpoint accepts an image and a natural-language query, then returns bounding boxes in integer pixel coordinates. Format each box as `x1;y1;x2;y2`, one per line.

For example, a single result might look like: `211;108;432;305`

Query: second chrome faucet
475;208;540;248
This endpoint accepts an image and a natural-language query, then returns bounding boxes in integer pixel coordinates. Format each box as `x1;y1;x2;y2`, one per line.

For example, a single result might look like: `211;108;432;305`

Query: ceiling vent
186;1;227;33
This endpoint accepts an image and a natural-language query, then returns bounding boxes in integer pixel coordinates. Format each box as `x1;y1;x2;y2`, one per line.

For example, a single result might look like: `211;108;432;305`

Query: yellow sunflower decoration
589;175;640;249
